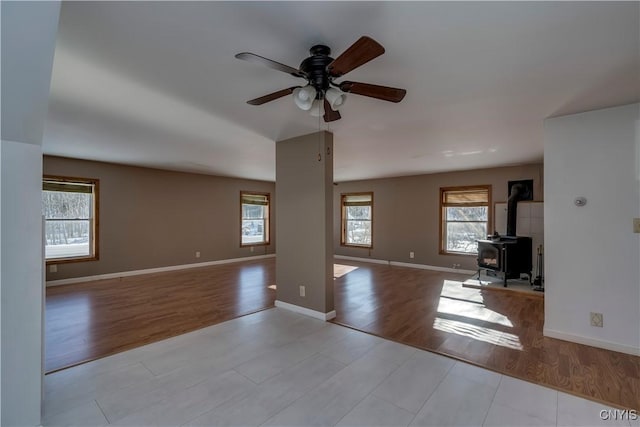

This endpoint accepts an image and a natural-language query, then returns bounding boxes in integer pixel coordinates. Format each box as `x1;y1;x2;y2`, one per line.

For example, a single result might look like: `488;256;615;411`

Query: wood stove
477;237;532;286
476;181;533;287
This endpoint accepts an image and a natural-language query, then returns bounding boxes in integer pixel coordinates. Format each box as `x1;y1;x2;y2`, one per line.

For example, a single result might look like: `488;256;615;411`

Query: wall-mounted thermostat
574;197;587;207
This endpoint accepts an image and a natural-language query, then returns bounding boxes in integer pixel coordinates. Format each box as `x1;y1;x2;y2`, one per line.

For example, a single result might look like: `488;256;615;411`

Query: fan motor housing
235;36;406;113
300;45;334;96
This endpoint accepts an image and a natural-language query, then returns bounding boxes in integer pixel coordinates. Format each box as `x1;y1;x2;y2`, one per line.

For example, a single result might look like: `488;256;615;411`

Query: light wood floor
46;258;639;410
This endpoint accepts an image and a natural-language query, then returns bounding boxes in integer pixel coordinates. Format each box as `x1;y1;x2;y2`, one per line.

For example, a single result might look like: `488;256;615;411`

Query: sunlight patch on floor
436;295;513;328
334;264;359;278
441;280;484;303
434;279;521;350
433;317;523;350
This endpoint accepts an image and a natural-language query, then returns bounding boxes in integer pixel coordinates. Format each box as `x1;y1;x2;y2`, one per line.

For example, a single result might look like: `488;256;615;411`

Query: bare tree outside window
440;186;491;255
43;177;98;262
341;193;373;248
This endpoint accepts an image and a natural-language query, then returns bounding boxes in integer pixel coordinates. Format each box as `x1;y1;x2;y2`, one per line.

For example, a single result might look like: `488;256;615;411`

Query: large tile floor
44;308;636;427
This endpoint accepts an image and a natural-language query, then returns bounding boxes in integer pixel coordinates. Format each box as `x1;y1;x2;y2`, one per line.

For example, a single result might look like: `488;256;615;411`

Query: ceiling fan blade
327;36;385;77
235;52;306;78
323;98;341;122
246;87;300;105
339;81;406;103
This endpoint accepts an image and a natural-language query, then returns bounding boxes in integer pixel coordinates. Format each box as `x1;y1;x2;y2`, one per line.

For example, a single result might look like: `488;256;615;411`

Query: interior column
275;131;334;319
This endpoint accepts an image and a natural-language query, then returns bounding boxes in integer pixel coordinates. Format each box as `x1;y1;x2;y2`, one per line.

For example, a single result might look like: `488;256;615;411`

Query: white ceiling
44;2;639;182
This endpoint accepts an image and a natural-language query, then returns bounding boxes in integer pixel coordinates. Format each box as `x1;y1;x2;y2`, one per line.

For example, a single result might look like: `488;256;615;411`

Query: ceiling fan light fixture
309;99;325;117
236;36;407;122
325;88;346;110
293;85;316;110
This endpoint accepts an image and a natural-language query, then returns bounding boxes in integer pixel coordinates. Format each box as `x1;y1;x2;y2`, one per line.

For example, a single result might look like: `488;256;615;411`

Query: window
440;186;491;255
341;192;373;248
43;176;99;263
240;192;270;246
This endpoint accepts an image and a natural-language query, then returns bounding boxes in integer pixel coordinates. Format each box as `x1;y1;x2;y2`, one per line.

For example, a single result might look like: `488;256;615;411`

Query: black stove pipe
506;183;527;236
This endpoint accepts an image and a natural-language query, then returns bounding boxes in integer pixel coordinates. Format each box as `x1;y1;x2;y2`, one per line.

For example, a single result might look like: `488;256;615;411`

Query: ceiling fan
235;36;407;123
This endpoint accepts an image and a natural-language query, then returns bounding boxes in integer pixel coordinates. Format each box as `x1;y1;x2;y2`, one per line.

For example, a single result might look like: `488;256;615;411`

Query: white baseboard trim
50;254;471;287
389;261;476;275
543;328;640;356
334;255;390;265
334;254;475;275
46;254;276;287
275;300;336;321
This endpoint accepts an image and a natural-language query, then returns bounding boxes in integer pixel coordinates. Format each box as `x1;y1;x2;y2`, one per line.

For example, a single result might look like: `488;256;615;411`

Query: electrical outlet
633;218;640;233
49;264;57;273
250;246;254;252
299;285;306;297
409;251;414;259
590;312;603;327
195;251;201;258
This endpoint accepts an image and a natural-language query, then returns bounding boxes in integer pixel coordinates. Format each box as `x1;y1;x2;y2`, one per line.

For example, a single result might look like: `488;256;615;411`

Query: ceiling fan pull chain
236;36;405;120
317;112;322;162
325;116;331;155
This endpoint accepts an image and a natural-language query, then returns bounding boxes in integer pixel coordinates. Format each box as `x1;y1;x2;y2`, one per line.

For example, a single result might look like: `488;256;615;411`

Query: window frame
439;185;491;256
240;191;270;247
43;175;100;265
340;192;374;249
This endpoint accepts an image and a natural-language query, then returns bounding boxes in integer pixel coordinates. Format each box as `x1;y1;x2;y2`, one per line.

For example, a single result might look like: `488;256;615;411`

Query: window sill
46;255;98;265
439;250;478;257
240;242;270;248
341;243;373;249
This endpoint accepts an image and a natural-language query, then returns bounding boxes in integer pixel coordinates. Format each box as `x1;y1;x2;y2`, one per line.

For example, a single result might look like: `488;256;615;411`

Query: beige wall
44;156;275;281
44;155;542;281
333;163;543;271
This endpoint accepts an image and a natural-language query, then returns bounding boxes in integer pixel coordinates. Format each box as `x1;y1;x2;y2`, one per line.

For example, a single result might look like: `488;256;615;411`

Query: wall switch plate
299;285;305;297
409;252;415;259
590;312;603;327
633;218;640;233
49;264;57;273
